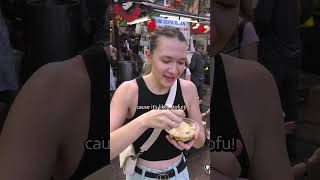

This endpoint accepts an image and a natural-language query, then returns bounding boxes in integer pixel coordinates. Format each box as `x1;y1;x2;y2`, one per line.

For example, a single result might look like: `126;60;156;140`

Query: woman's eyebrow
160;56;187;61
160;56;173;59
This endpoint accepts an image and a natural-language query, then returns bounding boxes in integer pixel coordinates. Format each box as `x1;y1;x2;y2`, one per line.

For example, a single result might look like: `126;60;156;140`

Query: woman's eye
178;62;185;65
162;60;170;64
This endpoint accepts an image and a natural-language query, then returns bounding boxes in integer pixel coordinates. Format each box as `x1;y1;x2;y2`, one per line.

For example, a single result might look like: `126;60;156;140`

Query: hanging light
127;16;151;25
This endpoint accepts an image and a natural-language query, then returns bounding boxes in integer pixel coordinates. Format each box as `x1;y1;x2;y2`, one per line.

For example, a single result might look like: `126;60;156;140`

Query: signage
154;17;190;41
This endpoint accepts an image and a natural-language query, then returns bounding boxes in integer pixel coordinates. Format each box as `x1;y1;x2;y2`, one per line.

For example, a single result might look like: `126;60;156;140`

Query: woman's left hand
166;131;199;150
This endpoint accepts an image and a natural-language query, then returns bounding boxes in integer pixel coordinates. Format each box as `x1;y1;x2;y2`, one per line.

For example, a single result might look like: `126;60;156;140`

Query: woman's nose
168;63;178;74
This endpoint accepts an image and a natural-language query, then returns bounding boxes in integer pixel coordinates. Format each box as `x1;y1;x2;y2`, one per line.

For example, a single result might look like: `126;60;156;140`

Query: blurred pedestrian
190;42;205;101
255;0;302;162
0;8;18;131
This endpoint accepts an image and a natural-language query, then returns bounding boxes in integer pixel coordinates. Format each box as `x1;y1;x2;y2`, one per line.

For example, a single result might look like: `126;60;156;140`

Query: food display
166;118;199;142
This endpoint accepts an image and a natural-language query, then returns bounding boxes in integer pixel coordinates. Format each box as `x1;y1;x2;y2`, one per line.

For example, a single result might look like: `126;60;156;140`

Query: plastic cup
166;118;199;142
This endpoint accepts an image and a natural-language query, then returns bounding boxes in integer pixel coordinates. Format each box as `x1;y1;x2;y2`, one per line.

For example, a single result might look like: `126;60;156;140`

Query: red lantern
197;25;205;33
175;0;182;7
115;3;119;14
147;19;157;32
170;0;182;7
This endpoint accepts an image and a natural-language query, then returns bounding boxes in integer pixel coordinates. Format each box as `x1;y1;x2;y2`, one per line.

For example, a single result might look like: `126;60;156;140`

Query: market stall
108;1;210;86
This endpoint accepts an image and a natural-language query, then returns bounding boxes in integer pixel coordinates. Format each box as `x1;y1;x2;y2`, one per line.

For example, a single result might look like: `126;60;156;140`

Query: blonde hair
144;63;152;75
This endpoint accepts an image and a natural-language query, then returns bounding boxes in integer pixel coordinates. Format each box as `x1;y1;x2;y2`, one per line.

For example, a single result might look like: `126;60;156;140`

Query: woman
110;27;205;179
211;0;293;179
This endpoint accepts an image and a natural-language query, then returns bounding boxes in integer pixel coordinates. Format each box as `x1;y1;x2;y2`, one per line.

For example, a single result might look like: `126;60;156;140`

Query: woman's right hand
138;109;185;130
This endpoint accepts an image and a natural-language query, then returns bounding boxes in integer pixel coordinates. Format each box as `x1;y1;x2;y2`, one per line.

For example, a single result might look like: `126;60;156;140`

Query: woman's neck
144;73;170;95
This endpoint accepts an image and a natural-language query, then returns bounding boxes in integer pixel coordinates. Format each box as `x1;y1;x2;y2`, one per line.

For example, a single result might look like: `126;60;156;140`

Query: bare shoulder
33;56;90;90
22;57;91;112
117;79;138;91
221;53;282;128
221;53;276;91
111;79;139;119
179;79;199;107
221;55;294;179
179;78;197;94
0;57;92;178
23;56;89;91
113;79;138;100
3;56;91;138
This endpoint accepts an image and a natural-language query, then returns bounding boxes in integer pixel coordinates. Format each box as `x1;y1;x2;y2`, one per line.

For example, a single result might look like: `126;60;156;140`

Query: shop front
108;1;210;87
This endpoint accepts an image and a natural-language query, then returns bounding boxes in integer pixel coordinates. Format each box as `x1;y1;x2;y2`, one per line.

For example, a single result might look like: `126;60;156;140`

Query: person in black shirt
110;27;205;179
254;0;302;162
0;8;18;132
190;42;205;101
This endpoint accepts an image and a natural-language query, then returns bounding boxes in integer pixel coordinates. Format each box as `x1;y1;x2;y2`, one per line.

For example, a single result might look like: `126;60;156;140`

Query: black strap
222;20;248;54
135;76;146;94
134;158;187;178
82;45;109;139
211;54;238;139
211;53;250;178
69;45;110;179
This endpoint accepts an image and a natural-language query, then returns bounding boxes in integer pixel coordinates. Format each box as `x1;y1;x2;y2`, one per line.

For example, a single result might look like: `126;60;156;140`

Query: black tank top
128;77;188;161
67;46;110;179
210;53;250;178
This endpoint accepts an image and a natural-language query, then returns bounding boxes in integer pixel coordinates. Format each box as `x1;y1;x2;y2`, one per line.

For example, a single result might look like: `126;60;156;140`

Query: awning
136;2;210;22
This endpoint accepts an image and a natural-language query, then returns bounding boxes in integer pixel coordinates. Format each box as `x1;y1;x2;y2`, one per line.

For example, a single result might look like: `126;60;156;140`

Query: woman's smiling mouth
163;75;175;83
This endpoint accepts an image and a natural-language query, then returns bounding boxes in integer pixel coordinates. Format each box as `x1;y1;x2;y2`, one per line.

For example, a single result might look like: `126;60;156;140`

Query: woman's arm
180;80;205;149
247;64;293;180
110;81;148;160
239;42;258;61
212;151;241;178
110;81;185;159
0;63;78;180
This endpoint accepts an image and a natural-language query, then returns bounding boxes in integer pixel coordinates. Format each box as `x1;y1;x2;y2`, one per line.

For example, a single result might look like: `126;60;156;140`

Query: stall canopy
137;2;210;21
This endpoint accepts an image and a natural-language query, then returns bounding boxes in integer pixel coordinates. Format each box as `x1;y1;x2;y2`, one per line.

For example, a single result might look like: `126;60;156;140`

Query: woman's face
211;0;240;55
146;37;187;88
